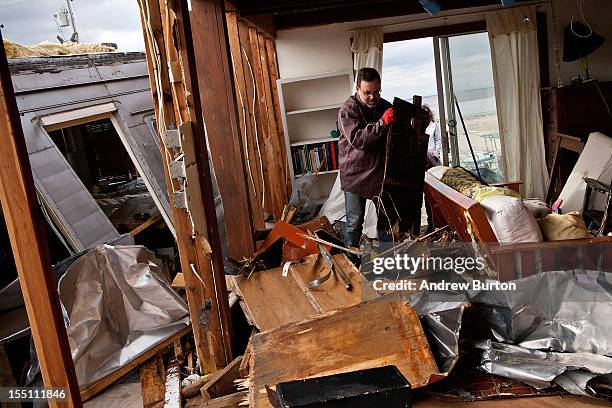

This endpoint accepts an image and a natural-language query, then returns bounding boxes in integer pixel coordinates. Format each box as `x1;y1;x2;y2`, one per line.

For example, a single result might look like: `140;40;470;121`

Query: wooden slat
237;18;268;220
201;391;248;408
0;32;81;408
226;12;265;231
248;26;284;220
249;299;439;407
200;356;242;400
189;0;256;260
257;31;286;220
129;214;162;236
141;356;166;408
264;37;292;198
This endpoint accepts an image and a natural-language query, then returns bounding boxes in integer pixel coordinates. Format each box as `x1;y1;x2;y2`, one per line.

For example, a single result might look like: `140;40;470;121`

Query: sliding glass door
435;32;504;183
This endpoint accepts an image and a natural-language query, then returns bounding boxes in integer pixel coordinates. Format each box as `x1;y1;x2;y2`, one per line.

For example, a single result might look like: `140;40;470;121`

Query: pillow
538;212;590;241
427;165;450;180
522;199;552;219
480;195;543;243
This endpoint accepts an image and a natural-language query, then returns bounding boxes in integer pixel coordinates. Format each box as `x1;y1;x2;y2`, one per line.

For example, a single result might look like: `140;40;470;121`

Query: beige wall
275;0;612;85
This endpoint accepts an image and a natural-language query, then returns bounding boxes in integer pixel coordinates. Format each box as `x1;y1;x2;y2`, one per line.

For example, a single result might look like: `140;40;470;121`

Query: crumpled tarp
410;290;469;374
471;269;612;355
58;244;189;388
471;269;612;395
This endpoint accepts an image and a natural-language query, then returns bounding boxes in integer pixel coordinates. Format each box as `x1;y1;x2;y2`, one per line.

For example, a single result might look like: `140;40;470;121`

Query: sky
381;32;495;101
0;0;145;51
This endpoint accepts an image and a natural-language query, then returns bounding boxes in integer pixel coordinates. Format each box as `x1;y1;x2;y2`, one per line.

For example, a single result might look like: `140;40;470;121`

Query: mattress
558;132;612;213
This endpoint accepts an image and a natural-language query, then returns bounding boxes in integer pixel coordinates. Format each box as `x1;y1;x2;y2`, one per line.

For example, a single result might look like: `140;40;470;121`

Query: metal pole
65;0;79;43
454;95;481;178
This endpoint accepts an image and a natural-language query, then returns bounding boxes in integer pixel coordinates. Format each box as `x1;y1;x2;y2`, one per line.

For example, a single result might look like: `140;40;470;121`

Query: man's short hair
356;68;381;87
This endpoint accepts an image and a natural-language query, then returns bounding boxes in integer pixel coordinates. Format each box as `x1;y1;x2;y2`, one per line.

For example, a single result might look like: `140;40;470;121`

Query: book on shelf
291;140;339;176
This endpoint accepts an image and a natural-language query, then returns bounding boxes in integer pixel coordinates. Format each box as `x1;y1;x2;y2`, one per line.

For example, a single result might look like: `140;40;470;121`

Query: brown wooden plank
139;0;231;372
200;356;242;401
290;254;379;312
201;391;248;408
80;324;192;401
189;0;256;259
249;299;439;407
141;356;166;408
182;373;213;400
237;18;268;220
248;26;282;220
168;0;236;369
164;360;181;408
232;266;318;331
232;253;379;332
257;31;286;220
226;12;265;231
129;214;162;236
0;31;81;408
264;37;292;198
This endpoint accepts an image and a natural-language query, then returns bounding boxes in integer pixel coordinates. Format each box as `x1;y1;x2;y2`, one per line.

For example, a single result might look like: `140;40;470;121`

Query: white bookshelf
277;70;353;203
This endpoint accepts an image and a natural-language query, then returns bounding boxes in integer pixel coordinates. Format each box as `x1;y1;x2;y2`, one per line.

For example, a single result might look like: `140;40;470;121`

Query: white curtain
351;27;384;73
486;6;549;200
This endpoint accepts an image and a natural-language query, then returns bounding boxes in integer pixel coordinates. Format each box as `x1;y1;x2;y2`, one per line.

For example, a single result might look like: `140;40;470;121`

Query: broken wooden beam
182;373;213;400
0;31;81;408
138;0;233;371
129;214;162;236
200;391;248;408
200;355;243;401
140;356;166;408
189;0;256;259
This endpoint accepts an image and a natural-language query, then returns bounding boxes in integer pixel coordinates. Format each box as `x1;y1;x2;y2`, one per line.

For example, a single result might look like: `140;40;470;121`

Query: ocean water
419;87;497;120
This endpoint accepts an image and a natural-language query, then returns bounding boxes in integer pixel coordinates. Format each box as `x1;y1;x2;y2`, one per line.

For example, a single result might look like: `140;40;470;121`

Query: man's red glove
381;107;397;126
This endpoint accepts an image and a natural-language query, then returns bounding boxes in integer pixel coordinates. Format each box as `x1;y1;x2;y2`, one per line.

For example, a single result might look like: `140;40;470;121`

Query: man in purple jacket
338;67;396;251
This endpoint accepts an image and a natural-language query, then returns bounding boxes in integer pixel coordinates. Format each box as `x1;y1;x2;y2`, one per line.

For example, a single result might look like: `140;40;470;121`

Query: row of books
291;141;339;176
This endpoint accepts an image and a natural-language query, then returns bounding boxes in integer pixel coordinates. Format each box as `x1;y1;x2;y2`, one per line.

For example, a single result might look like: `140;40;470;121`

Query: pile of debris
9;211;609;407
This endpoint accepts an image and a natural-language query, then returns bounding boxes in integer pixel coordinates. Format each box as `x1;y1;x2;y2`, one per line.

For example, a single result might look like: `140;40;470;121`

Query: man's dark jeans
344;191;366;248
344;189;422;248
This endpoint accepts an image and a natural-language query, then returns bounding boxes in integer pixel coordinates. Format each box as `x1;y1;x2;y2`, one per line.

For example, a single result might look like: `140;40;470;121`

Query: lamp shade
563;21;605;62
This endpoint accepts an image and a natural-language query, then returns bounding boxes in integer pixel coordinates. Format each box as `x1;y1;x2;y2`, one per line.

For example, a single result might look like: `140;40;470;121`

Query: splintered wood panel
226;12;265;230
232;264;319;331
231;254;378;331
249;299;439;407
290;254;379;312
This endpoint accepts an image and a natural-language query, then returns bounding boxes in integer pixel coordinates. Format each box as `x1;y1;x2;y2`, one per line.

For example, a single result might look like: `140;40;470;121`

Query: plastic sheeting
472;269;612;395
410;291;469;374
58;245;189;388
471;269;612;355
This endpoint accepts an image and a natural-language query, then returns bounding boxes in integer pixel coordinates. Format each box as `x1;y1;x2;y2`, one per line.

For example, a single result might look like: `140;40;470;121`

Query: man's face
356;79;381;108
